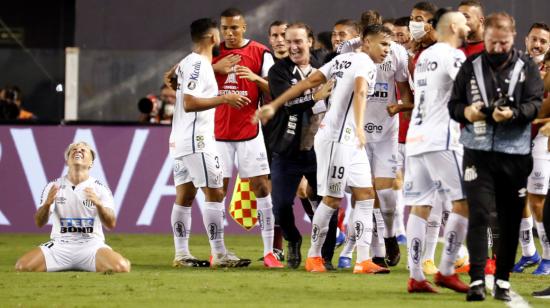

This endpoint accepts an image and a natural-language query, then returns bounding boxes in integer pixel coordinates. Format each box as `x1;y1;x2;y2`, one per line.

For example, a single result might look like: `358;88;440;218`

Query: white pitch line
485;275;531;308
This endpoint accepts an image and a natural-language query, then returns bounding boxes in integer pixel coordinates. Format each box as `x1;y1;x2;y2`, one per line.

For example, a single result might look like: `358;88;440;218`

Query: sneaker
434;272;469;293
422;259;438;275
305;256;326;272
512;251;541;273
397;234;407;245
485;258;496;275
264;252;284;268
533;259;550;275
466;280;486;301
407;278;438;293
257;248;285;261
493;279;511;302
337;256;352;269
455;263;470;274
373;256;389;268
287;239;302;269
210;251;251;268
353;259;390;274
335;231;346;248
532;286;550;298
324;260;336;271
172;254;210;268
454;255;469;270
384;236;401;266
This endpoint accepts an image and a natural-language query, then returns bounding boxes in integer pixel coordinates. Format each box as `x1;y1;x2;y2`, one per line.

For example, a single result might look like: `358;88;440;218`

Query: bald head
436;11;470;45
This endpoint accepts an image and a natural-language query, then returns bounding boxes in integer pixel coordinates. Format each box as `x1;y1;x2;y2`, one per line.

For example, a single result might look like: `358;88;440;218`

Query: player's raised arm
183;93;250;112
34;183;59;228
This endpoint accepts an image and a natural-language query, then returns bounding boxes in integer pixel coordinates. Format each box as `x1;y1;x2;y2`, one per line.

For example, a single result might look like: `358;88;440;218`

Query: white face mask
409;21;427;41
533;53;545;64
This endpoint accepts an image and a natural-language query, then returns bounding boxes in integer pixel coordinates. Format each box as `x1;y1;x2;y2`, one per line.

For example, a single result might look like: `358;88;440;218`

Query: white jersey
41;176;115;242
532;131;550;159
406;43;465;156
169;52;218;158
366;42;409;142
317;52;377;145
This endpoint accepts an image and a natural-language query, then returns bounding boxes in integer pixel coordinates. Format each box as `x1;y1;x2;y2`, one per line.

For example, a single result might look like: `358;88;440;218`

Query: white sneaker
173;254;209;268
210;251;251;268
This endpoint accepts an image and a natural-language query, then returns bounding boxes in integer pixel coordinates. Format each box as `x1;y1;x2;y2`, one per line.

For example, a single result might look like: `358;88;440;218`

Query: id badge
473;121;487;138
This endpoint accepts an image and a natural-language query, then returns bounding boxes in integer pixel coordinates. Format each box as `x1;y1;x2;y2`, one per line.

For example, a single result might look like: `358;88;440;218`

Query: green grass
0;233;548;307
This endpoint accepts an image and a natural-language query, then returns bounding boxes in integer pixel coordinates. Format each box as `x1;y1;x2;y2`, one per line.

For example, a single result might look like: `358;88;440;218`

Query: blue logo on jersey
59;218;95;234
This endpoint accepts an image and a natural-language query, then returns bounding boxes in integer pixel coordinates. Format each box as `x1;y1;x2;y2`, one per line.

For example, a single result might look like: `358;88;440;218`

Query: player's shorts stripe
338;92;354;143
192;112;197;153
201;153;209;187
452;151;465;197
326;141;335;184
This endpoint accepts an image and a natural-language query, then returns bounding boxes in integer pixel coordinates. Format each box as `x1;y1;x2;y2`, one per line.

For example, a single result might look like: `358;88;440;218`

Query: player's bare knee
109;259;130;273
250;176;269;197
14;259;27;272
451;199;469;217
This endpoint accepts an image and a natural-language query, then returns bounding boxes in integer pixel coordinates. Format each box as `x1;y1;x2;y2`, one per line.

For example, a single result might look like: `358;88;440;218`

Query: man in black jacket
448;12;543;302
267;22;333;269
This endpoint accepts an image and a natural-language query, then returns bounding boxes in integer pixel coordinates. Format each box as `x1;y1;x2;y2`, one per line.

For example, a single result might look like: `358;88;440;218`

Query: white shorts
173;152;223;188
217;132;270;179
315;137;373;198
397;143;406;172
527;158;550;195
39;238;110;272
403;150;465;206
366;139;398;179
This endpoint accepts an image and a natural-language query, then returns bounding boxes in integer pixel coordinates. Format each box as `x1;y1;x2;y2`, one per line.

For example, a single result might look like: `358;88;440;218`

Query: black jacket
448;49;543;154
266;56;323;157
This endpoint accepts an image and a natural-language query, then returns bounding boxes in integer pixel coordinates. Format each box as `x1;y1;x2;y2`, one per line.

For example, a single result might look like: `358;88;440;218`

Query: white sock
340;208;356;259
423;209;441;262
377;188;397;238
394;189;406;236
307;202;336;257
439;213;468;276
202;202;226;255
535;221;550;259
355;199;375;263
519;217;536;257
257;195;275;256
371;208;386;258
407;214;427;281
171;204;192;258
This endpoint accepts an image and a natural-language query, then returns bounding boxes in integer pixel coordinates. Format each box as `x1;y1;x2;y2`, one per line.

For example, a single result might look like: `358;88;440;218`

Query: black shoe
493;280;511;302
466;281;486;301
532;286;550;298
324;259;336;271
287;239;302;269
384;236;401;266
373;256;389;268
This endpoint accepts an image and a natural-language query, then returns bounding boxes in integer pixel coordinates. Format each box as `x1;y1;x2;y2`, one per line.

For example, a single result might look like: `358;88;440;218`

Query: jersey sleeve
394;44;410;83
261;52;275;78
180;58;206;97
38;181;57;213
353;57;377;96
95;182;115;212
337;37;361;54
445;50;466;81
318;59;333;79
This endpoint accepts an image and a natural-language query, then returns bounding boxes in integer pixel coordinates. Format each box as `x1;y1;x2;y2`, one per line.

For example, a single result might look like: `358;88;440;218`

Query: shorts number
331;166;345;179
214;156;220;169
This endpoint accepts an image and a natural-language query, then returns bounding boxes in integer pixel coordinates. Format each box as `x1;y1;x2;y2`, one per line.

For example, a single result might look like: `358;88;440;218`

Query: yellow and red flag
229;176;258;230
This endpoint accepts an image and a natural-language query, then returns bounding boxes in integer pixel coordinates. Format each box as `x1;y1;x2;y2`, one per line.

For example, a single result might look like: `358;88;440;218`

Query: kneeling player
15;142;131;273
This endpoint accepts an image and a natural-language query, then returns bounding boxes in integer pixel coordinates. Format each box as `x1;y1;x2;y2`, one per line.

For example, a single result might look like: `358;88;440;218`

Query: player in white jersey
336;35;414;268
15;142;130;273
404;10;471;293
167;18;252;268
256;24;393;274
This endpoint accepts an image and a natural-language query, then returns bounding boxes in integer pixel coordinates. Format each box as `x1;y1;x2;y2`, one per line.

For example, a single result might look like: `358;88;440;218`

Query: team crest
187;81;196;90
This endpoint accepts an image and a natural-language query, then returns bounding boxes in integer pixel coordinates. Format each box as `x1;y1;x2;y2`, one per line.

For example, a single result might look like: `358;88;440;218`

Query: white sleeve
181;59;205;97
261;52;275;78
337;37;361;54
97;184;115;212
353;56;376;95
38;181;56;213
318;59;333;79
446;50;466;80
394;44;410;83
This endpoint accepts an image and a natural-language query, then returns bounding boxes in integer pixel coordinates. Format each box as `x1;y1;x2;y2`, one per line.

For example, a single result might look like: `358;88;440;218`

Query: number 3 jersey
317;52;377;145
40;176;115;242
406;43;466;156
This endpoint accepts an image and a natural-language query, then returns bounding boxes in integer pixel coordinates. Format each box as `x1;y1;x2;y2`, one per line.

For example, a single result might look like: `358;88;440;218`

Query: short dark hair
361;10;382;28
190;18;217;43
458;0;484;16
413;1;438;15
317;31;333;50
334;19;362;35
383;18;396;26
287;22;315;40
220;7;243;18
394;16;410;27
430;7;452;29
269;20;287;35
362;24;393;38
528;22;550;36
484;12;516;33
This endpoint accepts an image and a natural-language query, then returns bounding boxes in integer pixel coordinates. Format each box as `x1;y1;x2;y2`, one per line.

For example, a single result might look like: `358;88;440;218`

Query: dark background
0;0;548;121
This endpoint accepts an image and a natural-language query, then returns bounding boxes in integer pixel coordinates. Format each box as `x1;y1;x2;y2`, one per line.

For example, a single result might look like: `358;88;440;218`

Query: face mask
409;21;426;41
486;51;511;67
163;103;175;117
212;45;221;57
533;53;545;64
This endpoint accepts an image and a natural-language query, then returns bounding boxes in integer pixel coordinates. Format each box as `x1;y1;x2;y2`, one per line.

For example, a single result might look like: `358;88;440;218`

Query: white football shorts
39;238;110;272
173;152;223;188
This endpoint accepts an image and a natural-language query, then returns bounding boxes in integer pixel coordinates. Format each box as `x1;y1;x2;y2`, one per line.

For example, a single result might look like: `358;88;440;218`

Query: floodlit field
0;234;547;307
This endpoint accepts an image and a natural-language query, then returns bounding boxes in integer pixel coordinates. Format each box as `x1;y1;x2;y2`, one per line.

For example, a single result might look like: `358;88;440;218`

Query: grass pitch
0;233;548;307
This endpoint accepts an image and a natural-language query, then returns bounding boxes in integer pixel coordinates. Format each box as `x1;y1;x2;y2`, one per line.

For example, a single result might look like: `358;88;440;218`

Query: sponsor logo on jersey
55;196;66;205
371;83;389;99
416;58;438;73
464;166;477;182
187;81;196;90
533;182;544;191
60;217;95;234
364;123;383;133
189;61;201;81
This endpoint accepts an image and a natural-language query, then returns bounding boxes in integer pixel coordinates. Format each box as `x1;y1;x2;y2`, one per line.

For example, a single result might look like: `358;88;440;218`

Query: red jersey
213;40;271;141
460;41;485;58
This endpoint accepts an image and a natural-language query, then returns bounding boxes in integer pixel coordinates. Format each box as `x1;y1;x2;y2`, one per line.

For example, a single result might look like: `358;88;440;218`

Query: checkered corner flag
229;176;258;230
